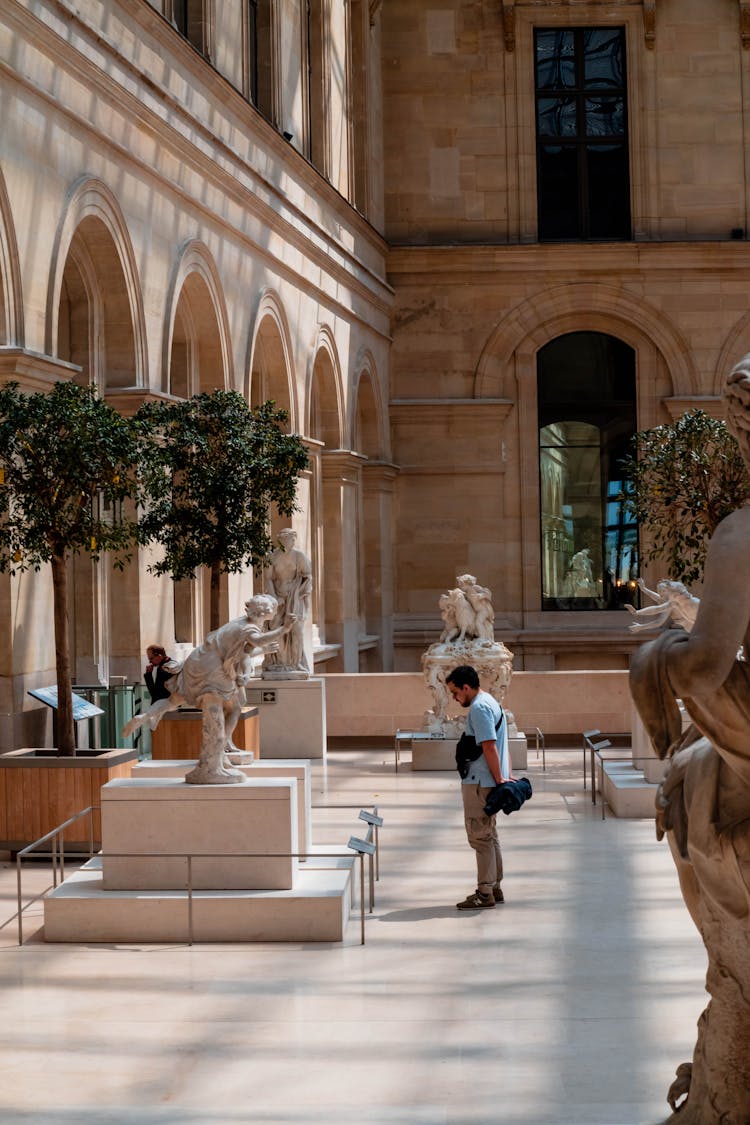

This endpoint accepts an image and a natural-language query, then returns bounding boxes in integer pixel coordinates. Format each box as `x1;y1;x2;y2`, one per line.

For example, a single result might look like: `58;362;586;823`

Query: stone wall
323;670;631;738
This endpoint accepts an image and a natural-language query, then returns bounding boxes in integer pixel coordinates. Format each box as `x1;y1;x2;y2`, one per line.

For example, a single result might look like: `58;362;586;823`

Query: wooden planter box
150;706;260;760
0;748;138;850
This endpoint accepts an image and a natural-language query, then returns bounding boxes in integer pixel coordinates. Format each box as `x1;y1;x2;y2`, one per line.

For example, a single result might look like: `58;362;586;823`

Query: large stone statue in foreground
123;595;292;784
422;574;515;735
630;357;750;1124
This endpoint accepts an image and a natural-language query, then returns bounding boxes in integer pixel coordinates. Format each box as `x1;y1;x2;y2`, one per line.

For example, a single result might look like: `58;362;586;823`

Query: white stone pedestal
510;735;528;770
631;700;669;784
101;777;298;890
246;678;326;758
410;734;528;772
132;759;312;852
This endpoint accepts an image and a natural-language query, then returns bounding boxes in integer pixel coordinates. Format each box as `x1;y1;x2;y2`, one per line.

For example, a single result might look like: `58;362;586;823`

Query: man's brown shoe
456;890;495;910
493;886;505;904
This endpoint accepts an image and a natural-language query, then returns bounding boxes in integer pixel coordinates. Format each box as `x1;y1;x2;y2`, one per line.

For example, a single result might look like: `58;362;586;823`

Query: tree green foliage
621;409;750;587
0;381;144;754
136;391;309;630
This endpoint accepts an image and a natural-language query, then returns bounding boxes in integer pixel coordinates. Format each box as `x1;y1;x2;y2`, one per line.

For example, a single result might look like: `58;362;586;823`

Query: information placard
28;686;105;720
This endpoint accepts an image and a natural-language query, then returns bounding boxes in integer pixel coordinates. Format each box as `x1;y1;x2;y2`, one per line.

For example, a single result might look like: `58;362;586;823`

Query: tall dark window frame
534;27;631;241
247;0;259;105
173;0;208;57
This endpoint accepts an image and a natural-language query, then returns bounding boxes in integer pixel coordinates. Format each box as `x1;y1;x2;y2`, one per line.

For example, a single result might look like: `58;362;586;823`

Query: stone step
601;760;659;819
44;858;352;943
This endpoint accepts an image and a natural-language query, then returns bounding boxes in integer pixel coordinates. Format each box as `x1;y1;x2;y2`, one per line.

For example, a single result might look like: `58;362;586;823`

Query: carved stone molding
501;2;655;52
500;0;515;52
741;1;750;48
662;396;724;421
643;1;656;49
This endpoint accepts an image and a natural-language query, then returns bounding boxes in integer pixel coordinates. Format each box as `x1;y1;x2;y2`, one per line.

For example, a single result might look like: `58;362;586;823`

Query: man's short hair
446;665;479;690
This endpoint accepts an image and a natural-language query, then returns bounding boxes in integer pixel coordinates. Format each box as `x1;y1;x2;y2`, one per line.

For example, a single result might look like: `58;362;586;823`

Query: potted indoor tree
622;409;750;586
134;390;308;758
136;390;309;631
0;380;146;848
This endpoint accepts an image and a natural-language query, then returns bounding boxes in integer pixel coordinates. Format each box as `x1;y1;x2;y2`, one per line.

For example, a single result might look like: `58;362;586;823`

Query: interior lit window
538;332;638;610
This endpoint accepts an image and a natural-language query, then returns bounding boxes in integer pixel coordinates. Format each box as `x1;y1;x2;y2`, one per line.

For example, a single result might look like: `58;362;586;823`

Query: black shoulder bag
455;711;503;779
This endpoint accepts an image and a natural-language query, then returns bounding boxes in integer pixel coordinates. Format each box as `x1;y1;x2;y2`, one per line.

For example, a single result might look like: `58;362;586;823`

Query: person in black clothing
144;645;174;703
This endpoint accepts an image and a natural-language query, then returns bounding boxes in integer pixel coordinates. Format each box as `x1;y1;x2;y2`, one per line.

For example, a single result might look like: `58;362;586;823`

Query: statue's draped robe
630;629;750;1123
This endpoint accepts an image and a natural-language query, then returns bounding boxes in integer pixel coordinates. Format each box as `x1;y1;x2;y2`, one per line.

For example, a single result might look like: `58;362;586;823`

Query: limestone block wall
382;0;750;245
322;670;631;739
381;0;750;669
0;0;393;739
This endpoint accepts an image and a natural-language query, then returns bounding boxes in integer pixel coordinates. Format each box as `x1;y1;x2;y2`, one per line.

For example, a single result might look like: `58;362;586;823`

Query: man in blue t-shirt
446;664;510;910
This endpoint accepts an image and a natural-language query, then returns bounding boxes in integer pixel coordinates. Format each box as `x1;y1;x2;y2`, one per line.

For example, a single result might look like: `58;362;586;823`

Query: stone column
361;461;399;671
320;449;366;672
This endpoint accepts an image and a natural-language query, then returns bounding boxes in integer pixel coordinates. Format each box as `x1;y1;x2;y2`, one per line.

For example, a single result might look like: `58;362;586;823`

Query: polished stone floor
0;748;706;1125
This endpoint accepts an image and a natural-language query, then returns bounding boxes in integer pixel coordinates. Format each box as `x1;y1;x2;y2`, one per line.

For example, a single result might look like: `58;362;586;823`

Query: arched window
538;331;638;610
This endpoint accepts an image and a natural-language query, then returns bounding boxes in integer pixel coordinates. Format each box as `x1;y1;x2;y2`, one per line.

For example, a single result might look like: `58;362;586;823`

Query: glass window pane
540;433;604;606
583;28;624;88
587;144;630;238
535;30;576;90
585;96;624;137
538;145;580;239
537;97;578;138
538;333;638;611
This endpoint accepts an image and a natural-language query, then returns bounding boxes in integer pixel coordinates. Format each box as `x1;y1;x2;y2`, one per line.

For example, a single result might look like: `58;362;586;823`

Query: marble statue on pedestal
626;577;700;633
423;574;517;736
123;595;292;784
263;528;312;678
629;355;750;1124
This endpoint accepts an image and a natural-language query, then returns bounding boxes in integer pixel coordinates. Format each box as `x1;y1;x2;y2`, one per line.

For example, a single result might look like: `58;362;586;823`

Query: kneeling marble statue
123;594;292;784
630;356;750;1124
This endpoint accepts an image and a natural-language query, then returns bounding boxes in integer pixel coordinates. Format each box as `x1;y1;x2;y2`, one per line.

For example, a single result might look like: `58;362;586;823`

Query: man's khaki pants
462;783;503;896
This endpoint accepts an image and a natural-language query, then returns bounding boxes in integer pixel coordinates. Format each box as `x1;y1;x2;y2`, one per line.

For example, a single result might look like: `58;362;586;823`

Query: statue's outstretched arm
636;577;661;603
666;508;750;697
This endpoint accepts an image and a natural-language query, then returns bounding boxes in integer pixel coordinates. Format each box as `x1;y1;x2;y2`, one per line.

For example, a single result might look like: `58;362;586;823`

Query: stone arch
350;348;388;460
475;283;697;401
307;324;344;448
246;289;298;429
0;166;24;345
472;286;693;619
163;240;233;396
47;176;147;387
714;312;750;396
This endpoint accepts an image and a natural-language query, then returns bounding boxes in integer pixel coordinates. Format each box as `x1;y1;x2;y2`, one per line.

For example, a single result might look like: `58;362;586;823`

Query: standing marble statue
123;595;292;784
263;528;312;677
565;547;597;597
630;356;750;1124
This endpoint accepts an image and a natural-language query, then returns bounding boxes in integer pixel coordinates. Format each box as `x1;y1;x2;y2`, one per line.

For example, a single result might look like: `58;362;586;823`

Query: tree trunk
51;552;76;756
210;561;221;633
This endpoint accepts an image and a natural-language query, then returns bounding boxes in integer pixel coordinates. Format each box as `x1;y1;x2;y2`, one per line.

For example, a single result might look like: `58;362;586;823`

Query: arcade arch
165;243;232;397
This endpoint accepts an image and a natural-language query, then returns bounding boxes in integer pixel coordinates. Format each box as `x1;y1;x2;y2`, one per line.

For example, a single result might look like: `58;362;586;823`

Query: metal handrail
584;733;611;804
534;727;546;769
15;804;97;945
582;729;601;791
16;807;377;947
